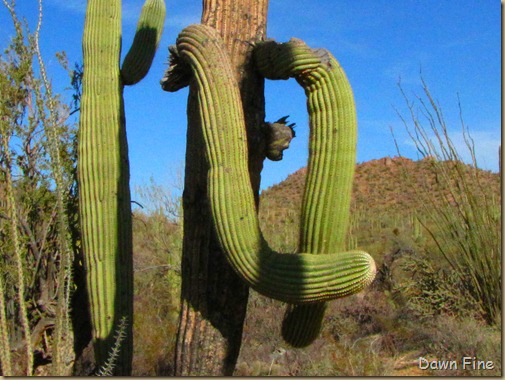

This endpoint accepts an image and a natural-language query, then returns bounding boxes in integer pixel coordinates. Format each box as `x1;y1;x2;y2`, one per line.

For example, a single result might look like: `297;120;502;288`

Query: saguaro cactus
163;24;375;305
79;0;165;374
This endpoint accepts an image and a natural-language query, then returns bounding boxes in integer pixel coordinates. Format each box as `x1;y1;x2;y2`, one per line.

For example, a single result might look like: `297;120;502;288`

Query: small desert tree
0;0;83;375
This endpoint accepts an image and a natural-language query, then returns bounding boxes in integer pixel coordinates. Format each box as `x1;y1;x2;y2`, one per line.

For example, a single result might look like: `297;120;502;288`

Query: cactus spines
79;0;165;373
254;38;361;347
163;24;376;304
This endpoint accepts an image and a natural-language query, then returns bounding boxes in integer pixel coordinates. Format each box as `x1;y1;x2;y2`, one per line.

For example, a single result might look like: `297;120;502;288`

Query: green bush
394;78;501;325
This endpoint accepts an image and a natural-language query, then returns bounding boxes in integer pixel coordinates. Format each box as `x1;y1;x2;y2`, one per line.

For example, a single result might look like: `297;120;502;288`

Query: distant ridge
259;156;500;221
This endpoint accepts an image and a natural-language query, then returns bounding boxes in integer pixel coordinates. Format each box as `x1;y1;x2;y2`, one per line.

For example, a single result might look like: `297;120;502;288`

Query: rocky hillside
260;156;500;218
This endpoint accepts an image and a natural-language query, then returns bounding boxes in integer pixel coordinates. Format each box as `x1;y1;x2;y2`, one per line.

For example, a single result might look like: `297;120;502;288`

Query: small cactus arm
163;24;376;303
79;0;165;373
254;39;364;347
121;0;166;85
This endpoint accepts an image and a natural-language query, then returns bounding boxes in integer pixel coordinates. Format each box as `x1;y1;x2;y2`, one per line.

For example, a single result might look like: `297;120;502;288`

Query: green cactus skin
79;0;165;374
121;0;166;85
254;38;362;347
281;302;326;347
164;24;376;304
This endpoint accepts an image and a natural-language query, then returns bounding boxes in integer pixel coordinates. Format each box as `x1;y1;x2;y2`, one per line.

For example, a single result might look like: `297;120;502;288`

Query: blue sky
1;0;501;197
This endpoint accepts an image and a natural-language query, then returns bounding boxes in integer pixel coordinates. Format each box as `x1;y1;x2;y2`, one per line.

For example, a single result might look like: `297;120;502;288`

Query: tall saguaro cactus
79;0;165;374
163;22;375;338
160;1;374;373
162;2;269;375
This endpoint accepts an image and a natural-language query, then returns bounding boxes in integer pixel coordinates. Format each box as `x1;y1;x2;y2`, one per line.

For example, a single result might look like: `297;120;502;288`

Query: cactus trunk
79;0;164;374
79;0;133;373
162;1;268;374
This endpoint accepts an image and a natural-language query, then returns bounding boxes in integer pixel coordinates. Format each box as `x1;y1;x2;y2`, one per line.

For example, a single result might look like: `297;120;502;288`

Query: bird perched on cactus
265;116;296;161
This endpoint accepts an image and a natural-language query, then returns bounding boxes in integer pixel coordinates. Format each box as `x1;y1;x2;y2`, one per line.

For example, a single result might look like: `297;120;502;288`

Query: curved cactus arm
121;0;166;85
254;38;361;346
165;24;376;304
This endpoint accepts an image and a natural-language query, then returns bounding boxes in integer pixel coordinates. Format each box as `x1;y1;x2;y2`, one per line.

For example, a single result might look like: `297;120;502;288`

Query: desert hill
259;156;500;223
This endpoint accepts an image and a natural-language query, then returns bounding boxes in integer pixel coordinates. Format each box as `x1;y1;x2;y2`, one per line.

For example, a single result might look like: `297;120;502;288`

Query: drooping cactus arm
254;38;358;346
164;24;375;304
249;251;374;301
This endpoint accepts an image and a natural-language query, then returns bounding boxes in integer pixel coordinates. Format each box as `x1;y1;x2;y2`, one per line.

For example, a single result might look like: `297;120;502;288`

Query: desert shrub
396;251;481;321
325;292;393;342
422;315;501;376
131;177;183;375
290;333;393;376
0;1;81;375
132;264;179;376
332;337;394;376
394;78;501;325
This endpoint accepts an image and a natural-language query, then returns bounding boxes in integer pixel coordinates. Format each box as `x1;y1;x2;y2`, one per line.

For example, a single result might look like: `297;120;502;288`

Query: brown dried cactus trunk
173;0;268;376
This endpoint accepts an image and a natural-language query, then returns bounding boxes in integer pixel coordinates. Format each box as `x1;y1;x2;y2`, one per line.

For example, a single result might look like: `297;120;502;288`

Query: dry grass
251;146;500;376
131;210;181;376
